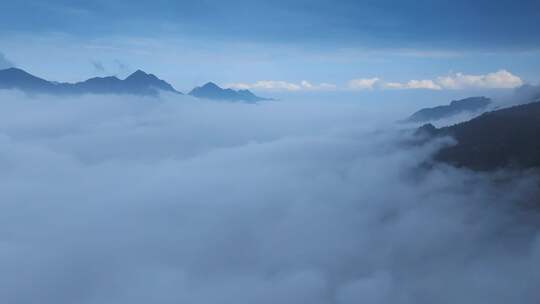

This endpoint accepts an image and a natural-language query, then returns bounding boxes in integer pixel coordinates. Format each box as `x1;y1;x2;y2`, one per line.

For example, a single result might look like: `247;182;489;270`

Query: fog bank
0;91;539;304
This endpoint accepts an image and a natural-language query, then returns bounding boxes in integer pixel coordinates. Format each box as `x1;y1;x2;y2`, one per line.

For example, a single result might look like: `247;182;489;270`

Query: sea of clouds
0;91;539;304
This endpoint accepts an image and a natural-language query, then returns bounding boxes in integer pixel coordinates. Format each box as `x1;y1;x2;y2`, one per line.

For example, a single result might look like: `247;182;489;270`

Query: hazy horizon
1;1;540;303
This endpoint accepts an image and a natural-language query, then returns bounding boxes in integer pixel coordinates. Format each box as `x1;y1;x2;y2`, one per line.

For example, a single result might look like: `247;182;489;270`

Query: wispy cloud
91;60;105;73
227;70;523;93
351;70;523;91
382;80;442;90
227;80;337;92
347;78;380;90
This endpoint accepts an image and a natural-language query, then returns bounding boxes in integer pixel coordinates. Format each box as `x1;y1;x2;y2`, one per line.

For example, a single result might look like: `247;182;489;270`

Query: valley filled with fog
0;91;539;304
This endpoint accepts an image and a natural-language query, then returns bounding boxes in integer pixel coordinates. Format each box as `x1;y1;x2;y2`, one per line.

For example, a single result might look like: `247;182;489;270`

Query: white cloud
383;80;442;90
407;79;442;90
347;78;380;90
252;80;302;91
354;70;523;91
231;70;522;93
436;70;523;89
382;82;405;89
227;80;337;92
225;82;253;90
301;80;338;91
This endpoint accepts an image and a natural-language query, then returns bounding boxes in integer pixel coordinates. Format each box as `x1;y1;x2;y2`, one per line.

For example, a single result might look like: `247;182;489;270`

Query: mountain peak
1;67;33;76
201;82;221;89
122;69;181;94
189;82;271;102
131;69;147;75
0;68;182;96
0;67;56;91
133;69;147;75
125;69;155;81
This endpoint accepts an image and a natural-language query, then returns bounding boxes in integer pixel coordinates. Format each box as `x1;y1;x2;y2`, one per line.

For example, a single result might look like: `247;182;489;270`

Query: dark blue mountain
189;82;272;102
0;68;182;96
0;68;57;92
417;101;540;171
405;96;492;123
122;70;180;94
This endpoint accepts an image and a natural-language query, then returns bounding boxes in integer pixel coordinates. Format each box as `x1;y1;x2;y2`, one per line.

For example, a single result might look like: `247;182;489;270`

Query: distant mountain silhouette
122;70;180;94
405;97;492;123
189;82;272;102
0;68;182;96
419;101;540;171
0;68;57;92
512;84;540;104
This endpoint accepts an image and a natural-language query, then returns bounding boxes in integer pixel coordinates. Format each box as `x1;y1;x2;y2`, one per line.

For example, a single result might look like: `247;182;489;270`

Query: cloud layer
227;70;523;92
436;70;524;89
227;80;337;91
351;70;523;91
347;78;380;90
0;91;539;304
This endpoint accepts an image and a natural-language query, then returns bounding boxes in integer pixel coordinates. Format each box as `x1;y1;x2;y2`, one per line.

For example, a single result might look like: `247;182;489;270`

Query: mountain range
405;84;540;124
4;67;540;172
0;68;271;102
417;101;540;171
405;96;492;123
189;82;272;102
0;68;181;96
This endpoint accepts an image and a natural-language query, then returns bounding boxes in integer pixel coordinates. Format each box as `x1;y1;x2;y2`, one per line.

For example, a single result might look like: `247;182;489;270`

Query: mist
0;91;539;304
0;52;15;69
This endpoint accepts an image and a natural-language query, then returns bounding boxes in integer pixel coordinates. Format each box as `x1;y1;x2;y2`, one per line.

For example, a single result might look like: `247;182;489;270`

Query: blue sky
1;0;539;98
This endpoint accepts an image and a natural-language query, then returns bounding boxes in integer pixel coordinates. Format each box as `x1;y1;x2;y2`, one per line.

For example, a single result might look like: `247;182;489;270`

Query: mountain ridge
418;101;540;171
405;96;492;123
0;67;185;96
189;82;272;102
0;68;273;102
